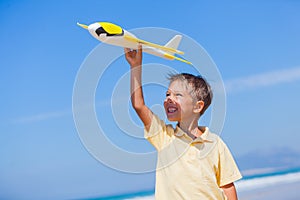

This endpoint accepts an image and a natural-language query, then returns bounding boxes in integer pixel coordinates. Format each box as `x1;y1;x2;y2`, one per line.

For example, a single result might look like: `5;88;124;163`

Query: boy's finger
138;44;142;51
124;47;130;54
137;44;143;57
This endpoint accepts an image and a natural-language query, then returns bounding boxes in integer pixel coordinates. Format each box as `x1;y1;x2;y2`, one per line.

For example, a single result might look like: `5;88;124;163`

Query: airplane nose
77;22;88;29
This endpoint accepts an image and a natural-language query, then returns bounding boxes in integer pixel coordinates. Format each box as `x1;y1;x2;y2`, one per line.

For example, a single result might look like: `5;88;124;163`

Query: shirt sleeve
217;138;243;187
144;114;173;151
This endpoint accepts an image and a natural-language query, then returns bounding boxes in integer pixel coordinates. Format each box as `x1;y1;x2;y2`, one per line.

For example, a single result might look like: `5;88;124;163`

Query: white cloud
13;99;113;124
225;67;300;93
14;109;71;124
15;67;300;123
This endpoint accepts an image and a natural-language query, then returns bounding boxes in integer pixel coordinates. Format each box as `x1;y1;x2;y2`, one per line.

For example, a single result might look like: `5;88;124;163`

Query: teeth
168;107;177;113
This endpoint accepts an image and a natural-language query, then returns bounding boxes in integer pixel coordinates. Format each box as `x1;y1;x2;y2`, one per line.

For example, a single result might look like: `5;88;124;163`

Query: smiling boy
125;45;242;200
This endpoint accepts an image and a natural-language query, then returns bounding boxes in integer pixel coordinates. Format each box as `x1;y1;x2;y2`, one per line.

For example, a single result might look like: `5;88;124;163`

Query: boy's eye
166;93;170;97
176;93;182;96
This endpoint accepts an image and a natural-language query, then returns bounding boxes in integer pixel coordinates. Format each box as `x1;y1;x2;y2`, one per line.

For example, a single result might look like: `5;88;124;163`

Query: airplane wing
164;53;192;65
124;35;184;55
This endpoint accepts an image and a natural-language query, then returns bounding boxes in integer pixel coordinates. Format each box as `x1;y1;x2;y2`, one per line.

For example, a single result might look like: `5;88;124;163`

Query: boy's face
164;80;198;122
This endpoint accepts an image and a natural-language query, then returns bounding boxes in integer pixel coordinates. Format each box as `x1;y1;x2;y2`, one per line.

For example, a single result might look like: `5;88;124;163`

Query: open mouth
167;106;178;113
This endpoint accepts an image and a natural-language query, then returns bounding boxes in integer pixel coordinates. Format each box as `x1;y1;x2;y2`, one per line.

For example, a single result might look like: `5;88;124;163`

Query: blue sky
1;0;300;199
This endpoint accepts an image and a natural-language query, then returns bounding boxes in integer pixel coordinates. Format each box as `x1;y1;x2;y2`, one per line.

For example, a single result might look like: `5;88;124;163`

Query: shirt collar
175;125;213;144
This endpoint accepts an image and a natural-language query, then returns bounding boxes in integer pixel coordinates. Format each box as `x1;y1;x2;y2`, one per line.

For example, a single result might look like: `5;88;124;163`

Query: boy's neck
178;119;203;139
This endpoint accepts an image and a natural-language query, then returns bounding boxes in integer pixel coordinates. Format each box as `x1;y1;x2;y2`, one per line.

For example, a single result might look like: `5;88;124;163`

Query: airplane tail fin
164;35;182;55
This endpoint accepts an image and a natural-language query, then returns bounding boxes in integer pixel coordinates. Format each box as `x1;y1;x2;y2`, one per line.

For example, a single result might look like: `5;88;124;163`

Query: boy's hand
124;44;143;68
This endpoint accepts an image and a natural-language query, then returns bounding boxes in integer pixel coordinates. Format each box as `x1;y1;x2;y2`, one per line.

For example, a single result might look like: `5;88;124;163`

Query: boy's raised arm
124;45;153;131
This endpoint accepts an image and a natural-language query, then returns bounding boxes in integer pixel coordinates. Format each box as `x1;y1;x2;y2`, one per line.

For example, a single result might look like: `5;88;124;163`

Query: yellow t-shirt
145;114;242;200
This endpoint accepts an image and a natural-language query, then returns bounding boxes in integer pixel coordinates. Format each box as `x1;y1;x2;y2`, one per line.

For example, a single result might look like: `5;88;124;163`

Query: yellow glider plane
77;22;191;65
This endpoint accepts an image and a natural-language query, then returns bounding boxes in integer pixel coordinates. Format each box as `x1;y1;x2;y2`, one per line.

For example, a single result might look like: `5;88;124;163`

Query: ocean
96;167;300;200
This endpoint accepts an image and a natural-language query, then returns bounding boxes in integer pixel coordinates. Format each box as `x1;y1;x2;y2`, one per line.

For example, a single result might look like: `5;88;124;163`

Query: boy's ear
193;101;204;114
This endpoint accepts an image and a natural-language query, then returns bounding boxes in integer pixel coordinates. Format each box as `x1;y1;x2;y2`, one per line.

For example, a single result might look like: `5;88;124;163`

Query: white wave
236;171;300;191
241;167;284;176
124;195;154;200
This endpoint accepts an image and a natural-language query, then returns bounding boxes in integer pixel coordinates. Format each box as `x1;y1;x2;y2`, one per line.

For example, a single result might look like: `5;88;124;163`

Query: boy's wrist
130;63;142;68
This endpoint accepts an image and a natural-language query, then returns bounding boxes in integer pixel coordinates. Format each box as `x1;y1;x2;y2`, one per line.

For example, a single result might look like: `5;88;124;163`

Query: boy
124;45;242;200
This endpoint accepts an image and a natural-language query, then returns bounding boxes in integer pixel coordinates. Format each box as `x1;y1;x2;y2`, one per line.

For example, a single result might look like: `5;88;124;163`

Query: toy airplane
77;22;192;65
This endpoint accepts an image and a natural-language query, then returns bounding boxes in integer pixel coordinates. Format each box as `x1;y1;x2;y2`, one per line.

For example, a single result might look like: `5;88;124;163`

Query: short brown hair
168;73;213;115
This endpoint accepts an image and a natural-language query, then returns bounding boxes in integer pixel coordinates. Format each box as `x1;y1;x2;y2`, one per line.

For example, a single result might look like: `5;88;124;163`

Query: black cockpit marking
95;27;124;37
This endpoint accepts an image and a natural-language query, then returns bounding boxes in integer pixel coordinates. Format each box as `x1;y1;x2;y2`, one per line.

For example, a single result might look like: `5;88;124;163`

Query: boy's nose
166;95;175;102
